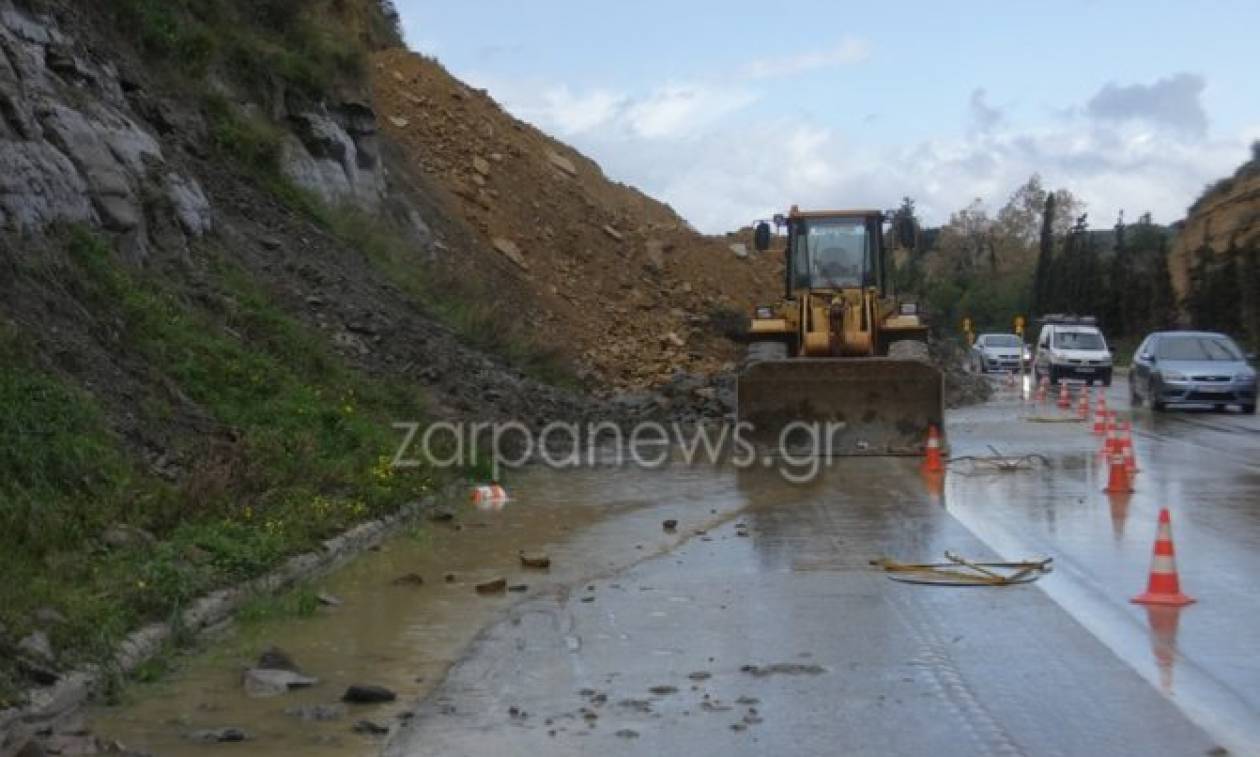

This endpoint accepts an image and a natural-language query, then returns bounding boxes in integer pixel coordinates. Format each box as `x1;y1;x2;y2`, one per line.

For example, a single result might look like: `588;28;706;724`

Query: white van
1034;317;1113;386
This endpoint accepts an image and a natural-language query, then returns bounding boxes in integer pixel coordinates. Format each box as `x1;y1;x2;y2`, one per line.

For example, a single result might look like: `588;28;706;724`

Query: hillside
0;0;782;741
1170;151;1260;299
371;50;780;389
1165;148;1260;346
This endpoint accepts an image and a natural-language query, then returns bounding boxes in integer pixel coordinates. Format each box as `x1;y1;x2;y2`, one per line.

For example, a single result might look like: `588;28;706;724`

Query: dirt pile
370;51;781;390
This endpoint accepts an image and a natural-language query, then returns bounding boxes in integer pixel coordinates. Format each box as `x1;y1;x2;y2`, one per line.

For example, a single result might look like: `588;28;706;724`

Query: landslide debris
371;51;781;391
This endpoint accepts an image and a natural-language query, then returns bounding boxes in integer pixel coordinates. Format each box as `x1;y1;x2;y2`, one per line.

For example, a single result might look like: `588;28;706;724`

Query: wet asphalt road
948;374;1260;753
386;375;1258;756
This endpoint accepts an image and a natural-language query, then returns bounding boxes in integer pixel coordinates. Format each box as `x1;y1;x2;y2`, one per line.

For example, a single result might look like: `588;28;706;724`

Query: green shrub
204;96;285;174
0;228;440;699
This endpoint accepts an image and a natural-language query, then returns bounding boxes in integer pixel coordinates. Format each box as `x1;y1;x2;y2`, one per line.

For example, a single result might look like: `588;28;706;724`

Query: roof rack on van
1038;314;1098;326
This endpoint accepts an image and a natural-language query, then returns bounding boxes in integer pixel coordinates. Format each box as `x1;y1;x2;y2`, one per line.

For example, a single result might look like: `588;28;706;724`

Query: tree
1150;234;1178;330
1106;211;1131;334
1031;192;1056;316
1241;244;1260;350
890;196;920;252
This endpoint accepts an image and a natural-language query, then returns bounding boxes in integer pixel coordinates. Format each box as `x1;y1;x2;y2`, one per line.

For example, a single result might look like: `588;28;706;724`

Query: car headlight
1162;370;1187;382
1236;371;1257;383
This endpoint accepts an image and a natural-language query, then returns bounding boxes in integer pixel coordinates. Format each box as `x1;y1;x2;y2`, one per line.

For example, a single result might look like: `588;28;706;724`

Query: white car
1033;317;1113;386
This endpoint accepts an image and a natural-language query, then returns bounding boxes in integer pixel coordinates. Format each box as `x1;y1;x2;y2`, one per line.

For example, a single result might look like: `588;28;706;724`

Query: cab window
793;218;870;289
1054;331;1104;350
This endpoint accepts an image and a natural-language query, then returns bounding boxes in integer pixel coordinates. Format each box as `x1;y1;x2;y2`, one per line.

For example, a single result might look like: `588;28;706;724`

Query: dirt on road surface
89;376;1260;756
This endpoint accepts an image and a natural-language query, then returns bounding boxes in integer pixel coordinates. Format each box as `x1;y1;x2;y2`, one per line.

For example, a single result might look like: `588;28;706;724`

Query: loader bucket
737;358;944;456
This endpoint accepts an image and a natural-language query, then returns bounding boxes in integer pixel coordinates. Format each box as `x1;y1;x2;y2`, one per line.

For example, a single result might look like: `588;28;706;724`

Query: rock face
1169;158;1260;308
0;1;211;243
282;104;386;211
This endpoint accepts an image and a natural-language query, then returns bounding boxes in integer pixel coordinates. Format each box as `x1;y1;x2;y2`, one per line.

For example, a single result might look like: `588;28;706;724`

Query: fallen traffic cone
921;425;945;474
1092;396;1109;434
471;482;509;509
1057;382;1071;409
1103;451;1133;493
1131;508;1195;606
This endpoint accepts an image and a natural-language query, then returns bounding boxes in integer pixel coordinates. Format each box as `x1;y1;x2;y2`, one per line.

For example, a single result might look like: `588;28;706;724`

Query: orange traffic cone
471;482;509;509
922;425;945;474
1131;508;1195;606
1077;389;1090;420
1092;396;1109;434
1103;452;1133;493
1099;412;1119;459
1057;382;1071;409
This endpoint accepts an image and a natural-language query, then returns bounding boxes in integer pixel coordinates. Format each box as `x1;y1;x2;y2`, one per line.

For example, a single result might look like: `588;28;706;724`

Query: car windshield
793;218;869;289
1054;331;1104;350
1156;335;1242;361
983;335;1021;348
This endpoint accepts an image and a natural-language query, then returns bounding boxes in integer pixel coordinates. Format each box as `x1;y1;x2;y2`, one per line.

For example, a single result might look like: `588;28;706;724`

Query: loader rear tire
746;341;788;365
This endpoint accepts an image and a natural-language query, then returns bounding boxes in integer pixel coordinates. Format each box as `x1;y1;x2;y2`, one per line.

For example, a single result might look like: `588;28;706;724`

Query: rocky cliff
1169;151;1260;302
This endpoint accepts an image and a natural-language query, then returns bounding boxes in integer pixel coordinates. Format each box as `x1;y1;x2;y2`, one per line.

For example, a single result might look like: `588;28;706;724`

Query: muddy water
90;456;779;756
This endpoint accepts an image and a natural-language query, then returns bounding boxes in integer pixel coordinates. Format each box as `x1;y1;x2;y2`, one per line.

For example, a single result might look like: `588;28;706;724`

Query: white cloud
512;85;625;136
471;75;755;141
455;70;1250;233
742;37;871;79
623;85;756;139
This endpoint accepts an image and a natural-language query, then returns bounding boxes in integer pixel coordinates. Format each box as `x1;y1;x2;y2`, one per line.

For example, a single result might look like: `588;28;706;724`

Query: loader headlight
754;306;775;319
899;303;918;316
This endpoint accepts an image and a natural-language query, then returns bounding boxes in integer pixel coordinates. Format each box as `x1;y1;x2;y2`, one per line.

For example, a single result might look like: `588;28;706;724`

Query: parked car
1034;317;1113;386
1129;331;1257;413
970;333;1027;373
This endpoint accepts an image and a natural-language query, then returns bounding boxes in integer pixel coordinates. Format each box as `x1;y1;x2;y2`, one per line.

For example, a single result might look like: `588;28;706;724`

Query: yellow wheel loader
739;207;944;454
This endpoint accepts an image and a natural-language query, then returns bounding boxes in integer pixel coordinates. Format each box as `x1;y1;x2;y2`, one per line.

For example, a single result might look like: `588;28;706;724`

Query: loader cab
755;210;887;299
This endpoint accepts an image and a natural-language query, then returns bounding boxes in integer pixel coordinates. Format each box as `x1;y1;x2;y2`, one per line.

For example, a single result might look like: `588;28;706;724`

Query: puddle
89;459;768;756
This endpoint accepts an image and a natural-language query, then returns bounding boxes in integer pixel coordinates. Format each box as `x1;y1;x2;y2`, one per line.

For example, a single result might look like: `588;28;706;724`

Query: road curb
0;492;451;756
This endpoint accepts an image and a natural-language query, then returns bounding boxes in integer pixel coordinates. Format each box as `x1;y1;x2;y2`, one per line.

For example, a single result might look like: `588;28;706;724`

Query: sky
393;1;1260;233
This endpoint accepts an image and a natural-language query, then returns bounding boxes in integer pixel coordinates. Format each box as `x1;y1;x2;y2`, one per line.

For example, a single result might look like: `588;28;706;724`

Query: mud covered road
385;377;1257;756
93;374;1260;756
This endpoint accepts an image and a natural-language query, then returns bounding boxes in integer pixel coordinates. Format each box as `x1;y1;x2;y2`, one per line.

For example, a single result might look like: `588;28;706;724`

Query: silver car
971;333;1028;373
1130;331;1258;413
